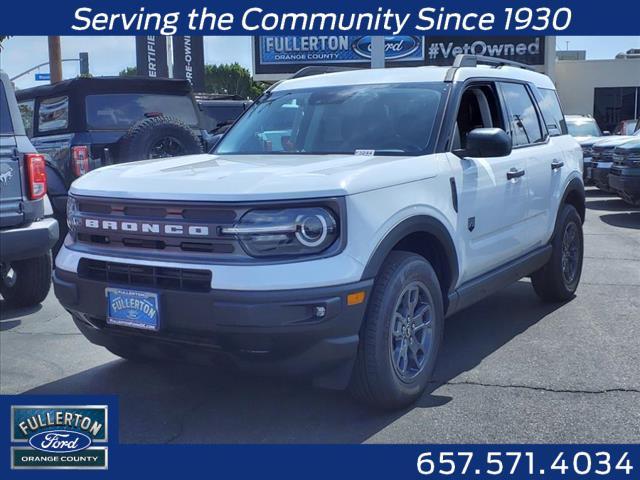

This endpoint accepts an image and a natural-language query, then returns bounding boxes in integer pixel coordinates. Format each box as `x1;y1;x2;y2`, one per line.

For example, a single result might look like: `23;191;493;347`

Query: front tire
531;204;584;302
1;253;52;307
349;251;444;409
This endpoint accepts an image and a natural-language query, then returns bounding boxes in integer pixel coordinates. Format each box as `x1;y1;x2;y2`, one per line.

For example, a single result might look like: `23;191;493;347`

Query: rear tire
349;251;444;410
531;204;583;302
1;253;52;307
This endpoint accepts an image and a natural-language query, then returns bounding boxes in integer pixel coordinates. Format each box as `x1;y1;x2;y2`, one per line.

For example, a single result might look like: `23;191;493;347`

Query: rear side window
38;96;69;132
537;88;568;136
0;86;14;135
201;105;244;127
85;94;199;129
499;82;544;147
18;99;35;137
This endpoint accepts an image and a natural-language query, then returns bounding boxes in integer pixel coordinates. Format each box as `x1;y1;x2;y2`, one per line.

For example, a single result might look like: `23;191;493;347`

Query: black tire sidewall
364;253;444;405
118;117;202;163
552;205;584;295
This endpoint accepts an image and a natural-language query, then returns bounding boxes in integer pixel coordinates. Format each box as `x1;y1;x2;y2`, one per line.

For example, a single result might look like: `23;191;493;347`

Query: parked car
565;115;607;184
0;70;58;307
16;76;210;254
53;55;584;409
609;138;640;206
588;130;640;192
613;119;639;136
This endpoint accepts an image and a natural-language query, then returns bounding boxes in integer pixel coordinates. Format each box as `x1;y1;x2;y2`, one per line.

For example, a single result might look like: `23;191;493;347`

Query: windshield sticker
354;150;375;156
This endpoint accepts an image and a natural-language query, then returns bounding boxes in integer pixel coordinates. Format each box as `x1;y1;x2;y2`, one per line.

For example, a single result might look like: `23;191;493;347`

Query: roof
272;64;555;92
16;76;193;100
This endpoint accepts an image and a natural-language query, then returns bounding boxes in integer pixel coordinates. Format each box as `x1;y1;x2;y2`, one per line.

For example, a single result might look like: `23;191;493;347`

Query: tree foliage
0;36;11;50
118;63;266;99
203;63;265;99
119;67;138;77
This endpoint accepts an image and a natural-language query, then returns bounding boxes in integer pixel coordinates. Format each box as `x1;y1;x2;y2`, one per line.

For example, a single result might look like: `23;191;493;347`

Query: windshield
215;83;447;156
566;119;602;137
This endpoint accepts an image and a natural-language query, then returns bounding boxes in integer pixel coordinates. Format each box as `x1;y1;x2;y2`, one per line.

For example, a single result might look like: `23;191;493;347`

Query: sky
0;35;638;90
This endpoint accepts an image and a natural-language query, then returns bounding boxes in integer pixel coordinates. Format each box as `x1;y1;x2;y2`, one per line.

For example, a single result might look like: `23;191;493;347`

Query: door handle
507;168;525;180
551;160;564;170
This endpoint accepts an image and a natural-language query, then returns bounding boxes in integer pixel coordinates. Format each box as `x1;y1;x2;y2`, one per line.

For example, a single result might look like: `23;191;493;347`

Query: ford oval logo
28;430;92;453
352;36;421;60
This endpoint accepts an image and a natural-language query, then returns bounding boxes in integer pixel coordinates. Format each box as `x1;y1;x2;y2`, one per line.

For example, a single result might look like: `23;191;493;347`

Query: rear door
0;79;25;228
497;81;555;251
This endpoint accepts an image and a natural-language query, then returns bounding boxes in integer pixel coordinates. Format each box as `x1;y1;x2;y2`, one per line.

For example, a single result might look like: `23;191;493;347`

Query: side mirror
602;130;611;136
455;128;512;158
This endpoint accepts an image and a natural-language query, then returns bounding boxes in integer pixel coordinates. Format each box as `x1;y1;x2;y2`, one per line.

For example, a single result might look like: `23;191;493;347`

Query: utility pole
370;36;386;69
48;36;63;84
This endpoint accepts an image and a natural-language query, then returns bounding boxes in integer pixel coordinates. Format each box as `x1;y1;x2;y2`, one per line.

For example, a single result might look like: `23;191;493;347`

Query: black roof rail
290;65;359;79
445;54;536;82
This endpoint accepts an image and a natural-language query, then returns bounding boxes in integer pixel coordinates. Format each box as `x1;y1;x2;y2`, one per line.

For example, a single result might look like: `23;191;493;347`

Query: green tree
119;67;137;77
204;63;265;99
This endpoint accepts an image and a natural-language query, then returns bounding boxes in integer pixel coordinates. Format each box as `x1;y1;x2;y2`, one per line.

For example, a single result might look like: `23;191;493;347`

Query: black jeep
16;76;212;253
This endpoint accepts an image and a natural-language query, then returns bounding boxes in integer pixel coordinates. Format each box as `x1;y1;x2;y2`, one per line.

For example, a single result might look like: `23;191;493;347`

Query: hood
593;135;637;149
614;138;640;154
70;153;439;201
574;136;603;147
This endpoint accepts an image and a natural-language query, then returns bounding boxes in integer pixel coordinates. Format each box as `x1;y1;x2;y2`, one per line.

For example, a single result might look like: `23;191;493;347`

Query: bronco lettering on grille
83;218;210;236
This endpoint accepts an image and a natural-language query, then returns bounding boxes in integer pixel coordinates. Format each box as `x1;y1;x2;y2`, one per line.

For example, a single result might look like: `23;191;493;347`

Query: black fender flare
360;215;459;294
559;176;586;225
44;161;68;214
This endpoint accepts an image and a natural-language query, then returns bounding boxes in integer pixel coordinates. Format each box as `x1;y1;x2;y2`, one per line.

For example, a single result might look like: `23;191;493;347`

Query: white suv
54;55;585;409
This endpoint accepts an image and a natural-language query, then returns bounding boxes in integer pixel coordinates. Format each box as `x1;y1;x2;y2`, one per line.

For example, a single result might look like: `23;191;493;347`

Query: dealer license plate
106;288;160;331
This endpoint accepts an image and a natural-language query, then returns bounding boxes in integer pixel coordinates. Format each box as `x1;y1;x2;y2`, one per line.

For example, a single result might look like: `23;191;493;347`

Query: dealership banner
135;35;169;78
254;35;425;75
1;0;639;35
424;36;545;66
173;36;205;91
2;395;639;479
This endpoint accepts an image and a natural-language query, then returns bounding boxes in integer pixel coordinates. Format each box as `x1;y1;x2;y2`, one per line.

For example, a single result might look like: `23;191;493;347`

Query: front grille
78;259;212;292
73;197;244;258
593;148;615;161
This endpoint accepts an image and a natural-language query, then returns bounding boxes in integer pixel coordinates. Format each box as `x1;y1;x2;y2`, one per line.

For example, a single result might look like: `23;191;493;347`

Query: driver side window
451;84;504;151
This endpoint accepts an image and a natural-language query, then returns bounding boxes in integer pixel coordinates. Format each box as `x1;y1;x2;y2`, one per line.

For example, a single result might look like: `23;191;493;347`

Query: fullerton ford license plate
106;288;160;331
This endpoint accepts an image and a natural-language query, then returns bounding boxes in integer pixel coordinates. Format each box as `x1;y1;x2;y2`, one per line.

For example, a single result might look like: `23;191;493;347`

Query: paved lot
1;188;639;443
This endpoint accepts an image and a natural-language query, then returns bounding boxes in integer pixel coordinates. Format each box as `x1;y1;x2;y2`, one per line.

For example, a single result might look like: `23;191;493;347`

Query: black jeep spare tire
116;116;203;163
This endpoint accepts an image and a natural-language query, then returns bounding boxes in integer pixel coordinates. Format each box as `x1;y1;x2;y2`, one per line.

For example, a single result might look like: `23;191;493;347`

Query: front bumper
53;268;373;389
0;217;59;262
588;162;614;192
609;167;640;203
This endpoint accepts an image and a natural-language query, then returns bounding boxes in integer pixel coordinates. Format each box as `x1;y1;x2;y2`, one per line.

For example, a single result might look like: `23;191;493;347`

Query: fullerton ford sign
254;35;425;78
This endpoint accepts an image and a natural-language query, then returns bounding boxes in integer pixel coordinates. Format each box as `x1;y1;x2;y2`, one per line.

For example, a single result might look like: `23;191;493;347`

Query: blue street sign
34;73;50;81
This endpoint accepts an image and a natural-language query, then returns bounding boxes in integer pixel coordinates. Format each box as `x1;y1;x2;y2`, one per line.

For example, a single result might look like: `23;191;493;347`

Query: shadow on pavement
585;198;634;212
600;212;640;230
24;281;564;444
0;300;41;322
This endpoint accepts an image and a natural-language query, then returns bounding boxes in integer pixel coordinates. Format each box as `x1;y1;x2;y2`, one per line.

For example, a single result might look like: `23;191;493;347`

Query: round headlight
223;207;339;257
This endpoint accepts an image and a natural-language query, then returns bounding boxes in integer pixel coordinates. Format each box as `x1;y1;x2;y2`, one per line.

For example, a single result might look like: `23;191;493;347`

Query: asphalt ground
1;187;639;443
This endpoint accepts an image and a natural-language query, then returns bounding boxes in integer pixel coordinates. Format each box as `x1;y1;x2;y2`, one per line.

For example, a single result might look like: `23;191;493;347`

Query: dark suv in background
1;70;58;307
16;77;211;253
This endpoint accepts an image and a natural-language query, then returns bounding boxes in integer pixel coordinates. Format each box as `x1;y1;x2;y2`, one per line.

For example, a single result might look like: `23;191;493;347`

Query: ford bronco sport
1;70;59;307
53;55;585;409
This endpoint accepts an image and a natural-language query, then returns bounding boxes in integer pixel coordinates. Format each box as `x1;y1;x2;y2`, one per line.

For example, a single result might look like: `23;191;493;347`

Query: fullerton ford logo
352;35;421;60
11;405;109;470
83;218;211;236
28;430;92;453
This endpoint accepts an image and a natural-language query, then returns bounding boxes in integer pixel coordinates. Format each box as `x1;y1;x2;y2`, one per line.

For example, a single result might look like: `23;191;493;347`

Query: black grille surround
69;195;347;264
78;258;212;292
